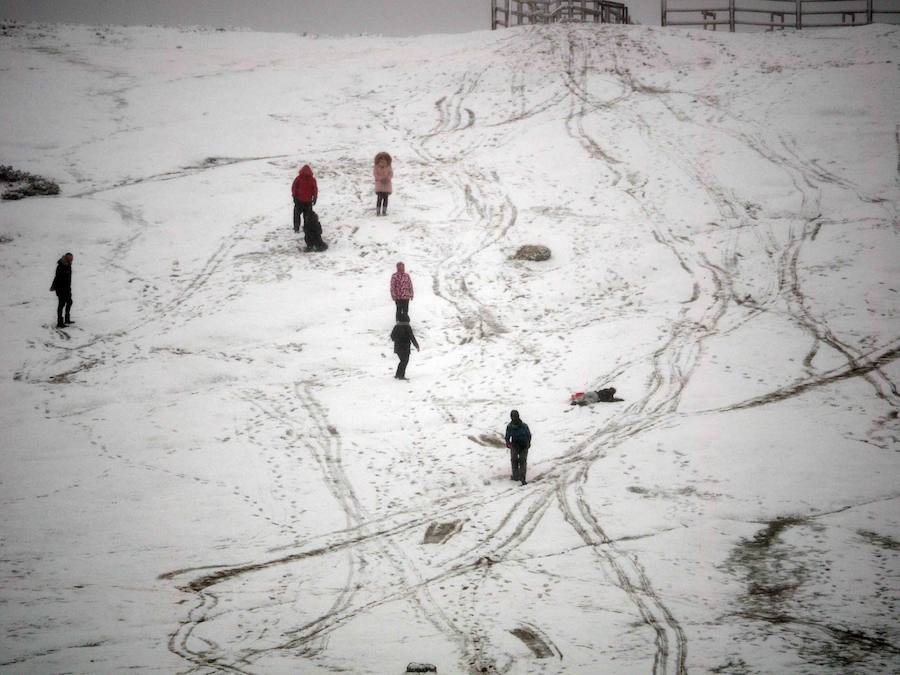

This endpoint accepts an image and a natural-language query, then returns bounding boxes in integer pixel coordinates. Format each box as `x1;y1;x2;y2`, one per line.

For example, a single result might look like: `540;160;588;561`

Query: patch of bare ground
857;529;900;551
723;516;900;671
468;433;506;448
423;520;464;544
1;165;60;200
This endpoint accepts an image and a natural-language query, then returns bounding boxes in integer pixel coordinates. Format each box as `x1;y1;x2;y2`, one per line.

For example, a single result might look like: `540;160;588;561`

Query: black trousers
56;293;72;324
394;299;409;322
395;347;410;378
293;198;313;231
376;192;389;211
510;445;528;481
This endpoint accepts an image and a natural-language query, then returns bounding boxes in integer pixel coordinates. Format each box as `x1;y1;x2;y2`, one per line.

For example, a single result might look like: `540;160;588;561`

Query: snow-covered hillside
1;19;898;674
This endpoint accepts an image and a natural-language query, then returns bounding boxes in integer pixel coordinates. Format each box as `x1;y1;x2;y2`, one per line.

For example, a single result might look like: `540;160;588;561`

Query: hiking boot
56;320;65;328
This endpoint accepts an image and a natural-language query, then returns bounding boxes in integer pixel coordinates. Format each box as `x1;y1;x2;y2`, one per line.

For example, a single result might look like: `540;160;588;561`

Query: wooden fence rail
662;0;900;30
492;0;630;29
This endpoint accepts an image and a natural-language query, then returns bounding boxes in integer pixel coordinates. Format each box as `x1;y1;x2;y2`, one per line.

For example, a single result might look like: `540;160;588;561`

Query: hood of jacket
298;164;313;178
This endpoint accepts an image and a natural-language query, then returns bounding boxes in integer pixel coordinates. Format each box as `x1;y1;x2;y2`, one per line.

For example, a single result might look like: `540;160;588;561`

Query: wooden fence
662;0;900;30
492;0;630;29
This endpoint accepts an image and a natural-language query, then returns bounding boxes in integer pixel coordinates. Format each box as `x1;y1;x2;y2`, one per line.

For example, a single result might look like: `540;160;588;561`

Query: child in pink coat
374;151;393;216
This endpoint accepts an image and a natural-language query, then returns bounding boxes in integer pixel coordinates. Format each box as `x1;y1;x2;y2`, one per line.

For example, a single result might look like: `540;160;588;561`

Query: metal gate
662;0;900;30
492;0;630;29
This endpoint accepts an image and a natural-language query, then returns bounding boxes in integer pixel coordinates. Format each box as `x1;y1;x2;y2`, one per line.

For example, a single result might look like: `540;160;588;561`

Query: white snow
1;19;898;674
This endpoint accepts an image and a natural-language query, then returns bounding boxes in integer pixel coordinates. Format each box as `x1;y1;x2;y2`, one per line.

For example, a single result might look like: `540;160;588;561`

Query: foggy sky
0;0;661;36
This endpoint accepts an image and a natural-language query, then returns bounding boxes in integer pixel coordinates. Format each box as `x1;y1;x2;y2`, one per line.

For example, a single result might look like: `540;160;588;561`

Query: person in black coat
505;409;532;485
49;252;74;328
303;210;328;252
390;316;420;380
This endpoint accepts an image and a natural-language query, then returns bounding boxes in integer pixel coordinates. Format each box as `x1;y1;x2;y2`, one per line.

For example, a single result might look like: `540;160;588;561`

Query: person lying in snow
570;388;622;405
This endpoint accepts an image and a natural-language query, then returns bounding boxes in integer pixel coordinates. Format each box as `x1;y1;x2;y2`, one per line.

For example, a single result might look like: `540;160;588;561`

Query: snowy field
1;18;898;674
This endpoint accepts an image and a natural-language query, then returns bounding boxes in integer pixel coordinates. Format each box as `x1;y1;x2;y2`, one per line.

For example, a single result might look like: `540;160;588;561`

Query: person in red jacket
291;164;318;233
390;261;414;322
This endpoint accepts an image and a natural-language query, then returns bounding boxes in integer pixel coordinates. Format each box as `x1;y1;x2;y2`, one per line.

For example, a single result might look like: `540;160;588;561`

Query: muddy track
556;475;688;675
709;340;900;413
416;69;489;165
391;28;714;672
430;169;516;344
168;382;474;672
608;27;899;414
132;24;900;673
559;28;628;185
23;210;276;387
71;155;290;199
401;67;522;347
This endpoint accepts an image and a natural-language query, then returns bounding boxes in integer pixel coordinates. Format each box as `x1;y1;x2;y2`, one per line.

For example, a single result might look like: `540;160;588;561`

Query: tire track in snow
151;24;900;675
613;26;899;409
70;155;290;199
402;67;521;347
23;211;274;386
168;382;472;671
559;28;628;185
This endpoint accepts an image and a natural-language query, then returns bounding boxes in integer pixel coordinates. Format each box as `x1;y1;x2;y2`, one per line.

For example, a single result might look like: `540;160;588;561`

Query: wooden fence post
796;0;802;28
729;0;735;30
661;0;667;26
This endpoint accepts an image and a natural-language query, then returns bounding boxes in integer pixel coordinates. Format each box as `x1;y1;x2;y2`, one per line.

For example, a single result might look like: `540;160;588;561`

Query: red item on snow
291;165;318;202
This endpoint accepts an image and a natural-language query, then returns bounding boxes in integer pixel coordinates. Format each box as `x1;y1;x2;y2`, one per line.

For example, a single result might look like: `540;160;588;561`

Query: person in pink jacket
374;151;393;216
390;261;413;321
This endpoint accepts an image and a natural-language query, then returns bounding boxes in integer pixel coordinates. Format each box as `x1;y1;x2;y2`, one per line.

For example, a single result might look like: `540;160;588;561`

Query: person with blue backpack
505;409;531;485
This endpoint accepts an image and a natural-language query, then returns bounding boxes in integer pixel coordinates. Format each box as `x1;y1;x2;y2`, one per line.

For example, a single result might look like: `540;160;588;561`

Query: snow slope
1;19;898;674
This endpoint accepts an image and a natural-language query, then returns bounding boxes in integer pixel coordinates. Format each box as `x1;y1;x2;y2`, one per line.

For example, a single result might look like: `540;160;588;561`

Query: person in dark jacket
505;409;531;485
291;164;318;232
303;210;328;252
49;252;74;328
390;316;420;380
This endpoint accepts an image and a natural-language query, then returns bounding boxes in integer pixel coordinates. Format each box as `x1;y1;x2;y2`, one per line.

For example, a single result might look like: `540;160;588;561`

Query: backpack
507;422;531;446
